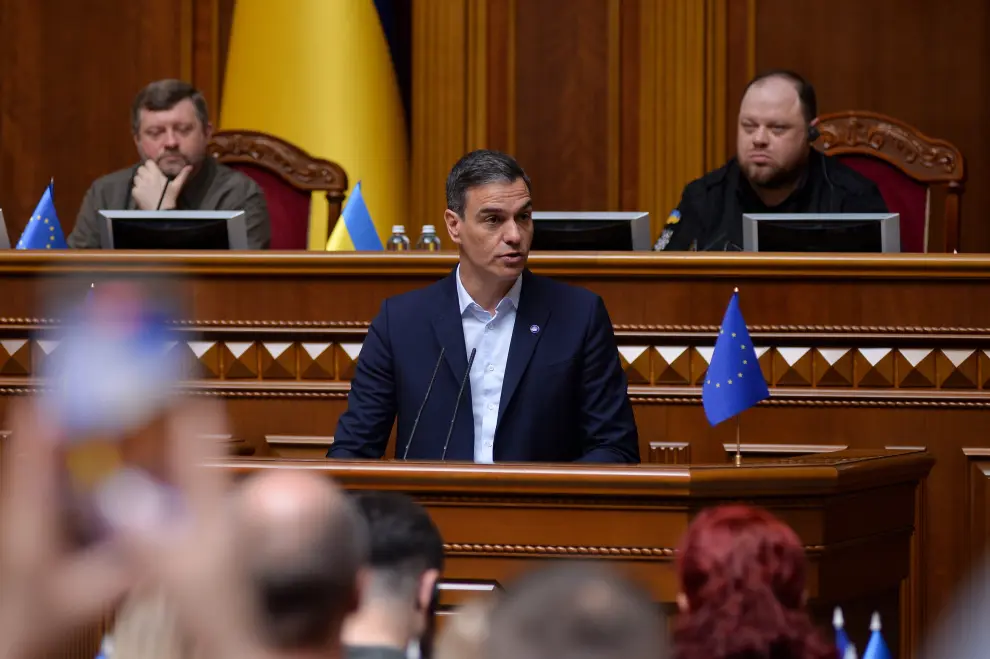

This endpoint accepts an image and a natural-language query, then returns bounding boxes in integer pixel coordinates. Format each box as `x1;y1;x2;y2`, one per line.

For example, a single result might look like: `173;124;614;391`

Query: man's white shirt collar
455;264;523;315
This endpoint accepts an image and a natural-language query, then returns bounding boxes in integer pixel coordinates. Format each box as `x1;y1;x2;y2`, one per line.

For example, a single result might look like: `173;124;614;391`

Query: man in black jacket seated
655;70;888;252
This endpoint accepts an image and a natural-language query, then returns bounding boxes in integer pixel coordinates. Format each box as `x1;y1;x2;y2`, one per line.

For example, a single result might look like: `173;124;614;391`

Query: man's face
736;77;810;189
444;178;533;282
134;98;211;177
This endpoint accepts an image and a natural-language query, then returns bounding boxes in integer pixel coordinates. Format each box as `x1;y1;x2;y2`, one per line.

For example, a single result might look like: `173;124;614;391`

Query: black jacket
655;151;888;251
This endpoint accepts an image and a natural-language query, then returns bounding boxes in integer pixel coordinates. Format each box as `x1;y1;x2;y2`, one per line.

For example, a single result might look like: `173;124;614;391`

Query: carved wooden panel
816;111;965;184
6;329;990;408
207;130;348;195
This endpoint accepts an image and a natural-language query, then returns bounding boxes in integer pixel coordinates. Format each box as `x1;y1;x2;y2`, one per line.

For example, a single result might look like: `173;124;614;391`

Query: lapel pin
530;324;540;334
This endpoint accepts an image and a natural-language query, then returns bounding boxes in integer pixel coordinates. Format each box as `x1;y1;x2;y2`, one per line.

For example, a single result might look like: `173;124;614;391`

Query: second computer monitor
741;213;901;253
531;212;652;251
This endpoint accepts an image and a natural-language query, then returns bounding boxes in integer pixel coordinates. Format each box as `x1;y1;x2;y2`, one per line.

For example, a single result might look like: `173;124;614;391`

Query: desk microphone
441;348;476;461
402;346;445;460
155;173;177;210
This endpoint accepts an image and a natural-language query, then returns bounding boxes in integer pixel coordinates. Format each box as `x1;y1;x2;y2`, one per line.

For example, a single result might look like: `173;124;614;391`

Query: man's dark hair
445;149;532;216
353;491;445;597
486;563;666;659
251;489;369;651
743;70;818;125
131;79;209;135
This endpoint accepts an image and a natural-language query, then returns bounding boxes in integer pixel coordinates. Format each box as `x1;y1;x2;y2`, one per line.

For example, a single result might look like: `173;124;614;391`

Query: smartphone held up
39;279;187;546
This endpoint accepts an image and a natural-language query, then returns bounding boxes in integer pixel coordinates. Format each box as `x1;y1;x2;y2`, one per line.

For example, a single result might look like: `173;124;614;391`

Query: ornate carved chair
207;130;348;249
814;112;965;253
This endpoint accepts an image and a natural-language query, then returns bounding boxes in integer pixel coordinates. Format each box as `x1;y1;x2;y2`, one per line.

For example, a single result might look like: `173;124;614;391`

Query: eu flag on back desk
702;290;770;426
16;181;67;249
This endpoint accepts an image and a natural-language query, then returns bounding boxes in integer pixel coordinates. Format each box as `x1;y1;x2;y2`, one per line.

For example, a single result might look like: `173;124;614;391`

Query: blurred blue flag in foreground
702;290;769;426
16;181;67;250
863;612;891;659
833;607;850;657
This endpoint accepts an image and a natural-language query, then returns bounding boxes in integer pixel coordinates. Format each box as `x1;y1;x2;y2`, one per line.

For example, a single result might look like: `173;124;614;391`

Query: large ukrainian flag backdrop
220;0;409;251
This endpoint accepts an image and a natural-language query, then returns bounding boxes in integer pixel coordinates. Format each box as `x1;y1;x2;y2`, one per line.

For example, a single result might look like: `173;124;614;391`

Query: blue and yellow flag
17;181;67;250
221;0;408;251
333;182;383;250
702;290;769;426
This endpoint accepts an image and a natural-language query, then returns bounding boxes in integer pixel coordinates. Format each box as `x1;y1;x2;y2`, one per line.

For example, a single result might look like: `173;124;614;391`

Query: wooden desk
0;250;986;639
218;449;932;659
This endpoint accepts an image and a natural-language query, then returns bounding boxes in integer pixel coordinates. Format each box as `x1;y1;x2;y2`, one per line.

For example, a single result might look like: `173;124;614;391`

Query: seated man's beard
745;159;806;191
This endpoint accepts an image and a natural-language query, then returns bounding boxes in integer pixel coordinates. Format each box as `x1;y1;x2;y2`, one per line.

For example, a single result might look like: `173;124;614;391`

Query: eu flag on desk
702;290;769;426
16;181;67;250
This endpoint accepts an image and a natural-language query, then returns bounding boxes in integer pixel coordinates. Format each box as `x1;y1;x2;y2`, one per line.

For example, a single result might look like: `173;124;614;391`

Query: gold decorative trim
8;318;990;336
444;543;675;558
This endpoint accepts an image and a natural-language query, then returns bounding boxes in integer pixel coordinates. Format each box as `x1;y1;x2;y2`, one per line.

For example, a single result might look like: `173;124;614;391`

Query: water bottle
386;225;411;251
415;225;443;251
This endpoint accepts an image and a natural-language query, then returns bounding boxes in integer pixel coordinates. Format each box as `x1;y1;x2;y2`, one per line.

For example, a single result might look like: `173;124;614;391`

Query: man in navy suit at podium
327;150;639;464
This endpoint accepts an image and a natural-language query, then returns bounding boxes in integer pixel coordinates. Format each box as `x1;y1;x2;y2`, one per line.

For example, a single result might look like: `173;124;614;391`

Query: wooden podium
218;449;932;658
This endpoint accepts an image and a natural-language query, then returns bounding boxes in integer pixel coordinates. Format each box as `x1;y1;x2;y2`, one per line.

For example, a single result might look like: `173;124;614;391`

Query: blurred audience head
233;470;369;653
486;562;665;659
674;504;834;659
131;79;212;177
736;70;818;191
342;491;445;655
434;595;496;659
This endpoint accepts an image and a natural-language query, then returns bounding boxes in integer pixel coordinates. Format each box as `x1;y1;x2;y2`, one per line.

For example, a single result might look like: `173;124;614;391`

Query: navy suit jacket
327;269;639;463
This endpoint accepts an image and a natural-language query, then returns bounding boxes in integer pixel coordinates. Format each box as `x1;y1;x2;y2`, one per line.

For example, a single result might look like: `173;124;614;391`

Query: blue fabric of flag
702;291;770;426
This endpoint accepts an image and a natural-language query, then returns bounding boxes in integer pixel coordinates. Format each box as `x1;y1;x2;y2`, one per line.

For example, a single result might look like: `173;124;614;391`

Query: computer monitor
531;212;651;251
0;210;9;249
741;213;901;253
97;210;250;250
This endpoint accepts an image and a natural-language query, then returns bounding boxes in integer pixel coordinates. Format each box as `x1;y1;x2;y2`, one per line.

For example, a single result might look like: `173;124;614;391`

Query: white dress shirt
455;265;522;463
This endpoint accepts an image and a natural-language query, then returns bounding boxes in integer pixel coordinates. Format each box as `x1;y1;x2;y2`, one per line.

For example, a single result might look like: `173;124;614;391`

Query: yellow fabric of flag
220;0;408;250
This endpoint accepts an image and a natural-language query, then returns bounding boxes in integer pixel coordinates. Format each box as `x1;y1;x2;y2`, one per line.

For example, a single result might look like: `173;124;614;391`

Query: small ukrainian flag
326;181;384;251
16;181;67;250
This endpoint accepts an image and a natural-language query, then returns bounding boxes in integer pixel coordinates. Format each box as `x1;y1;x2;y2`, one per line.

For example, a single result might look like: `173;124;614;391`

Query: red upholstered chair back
814;112;965;253
207;131;348;250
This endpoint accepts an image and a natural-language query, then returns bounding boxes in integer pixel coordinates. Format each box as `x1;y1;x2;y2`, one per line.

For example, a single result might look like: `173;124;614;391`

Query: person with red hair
674;504;837;659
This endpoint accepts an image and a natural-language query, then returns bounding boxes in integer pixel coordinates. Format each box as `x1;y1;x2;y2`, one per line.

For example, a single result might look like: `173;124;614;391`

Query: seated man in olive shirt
655;70;888;251
68;79;270;249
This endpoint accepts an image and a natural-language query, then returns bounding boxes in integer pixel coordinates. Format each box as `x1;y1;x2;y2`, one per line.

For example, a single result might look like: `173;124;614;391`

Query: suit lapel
497;271;550;429
431;272;469;382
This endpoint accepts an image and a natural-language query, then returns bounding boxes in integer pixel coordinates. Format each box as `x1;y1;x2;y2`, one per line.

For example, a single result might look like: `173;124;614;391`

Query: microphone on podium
441;348;476;461
402;347;445;460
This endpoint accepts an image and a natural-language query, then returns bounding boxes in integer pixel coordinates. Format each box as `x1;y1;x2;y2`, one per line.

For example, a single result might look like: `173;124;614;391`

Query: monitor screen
531;212;651;251
742;213;901;253
97;211;250;250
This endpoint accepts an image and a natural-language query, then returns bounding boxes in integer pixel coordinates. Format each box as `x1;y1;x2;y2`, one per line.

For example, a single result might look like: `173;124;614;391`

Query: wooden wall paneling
753;0;990;252
638;0;728;240
514;0;609;211
0;1;196;241
190;0;222;125
485;0;515;154
410;0;469;247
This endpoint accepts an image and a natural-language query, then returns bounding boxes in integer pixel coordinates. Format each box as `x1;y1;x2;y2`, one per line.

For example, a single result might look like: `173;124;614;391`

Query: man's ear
204;120;214;143
676;592;689;613
417;569;440;612
444;209;462;245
